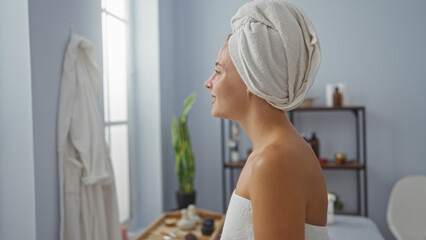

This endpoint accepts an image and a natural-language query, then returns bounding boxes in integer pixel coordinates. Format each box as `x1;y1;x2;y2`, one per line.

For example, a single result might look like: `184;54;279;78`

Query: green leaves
181;93;196;121
171;92;196;194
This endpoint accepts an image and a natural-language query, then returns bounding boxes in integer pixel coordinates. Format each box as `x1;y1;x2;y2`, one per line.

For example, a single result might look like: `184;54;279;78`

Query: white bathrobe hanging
57;29;121;240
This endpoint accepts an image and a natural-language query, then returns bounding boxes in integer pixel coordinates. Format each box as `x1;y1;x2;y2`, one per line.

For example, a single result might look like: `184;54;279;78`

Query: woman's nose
204;72;214;89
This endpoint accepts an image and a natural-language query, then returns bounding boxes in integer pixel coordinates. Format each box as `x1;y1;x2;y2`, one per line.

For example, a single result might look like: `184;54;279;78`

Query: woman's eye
215;69;221;75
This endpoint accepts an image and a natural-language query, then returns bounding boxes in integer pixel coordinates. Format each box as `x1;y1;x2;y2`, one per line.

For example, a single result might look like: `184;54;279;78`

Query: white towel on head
228;0;321;111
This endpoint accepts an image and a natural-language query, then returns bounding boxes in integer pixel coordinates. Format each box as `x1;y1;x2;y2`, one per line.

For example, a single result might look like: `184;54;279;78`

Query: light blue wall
160;1;426;240
291;1;426;239
27;0;103;239
160;0;251;213
0;0;36;239
158;0;179;212
27;0;165;237
6;0;425;239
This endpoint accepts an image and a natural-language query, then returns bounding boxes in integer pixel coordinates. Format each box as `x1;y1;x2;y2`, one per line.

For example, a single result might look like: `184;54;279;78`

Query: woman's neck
234;99;296;152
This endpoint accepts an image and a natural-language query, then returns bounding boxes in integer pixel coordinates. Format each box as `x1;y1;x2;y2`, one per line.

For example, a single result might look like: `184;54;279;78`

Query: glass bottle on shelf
309;132;319;158
333;87;342;107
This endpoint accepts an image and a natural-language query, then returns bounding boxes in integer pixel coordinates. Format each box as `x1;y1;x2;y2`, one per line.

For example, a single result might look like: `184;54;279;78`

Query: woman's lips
211;94;216;104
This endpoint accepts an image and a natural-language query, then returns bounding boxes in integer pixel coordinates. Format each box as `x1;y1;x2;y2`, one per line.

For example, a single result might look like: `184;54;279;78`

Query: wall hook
70;22;75;35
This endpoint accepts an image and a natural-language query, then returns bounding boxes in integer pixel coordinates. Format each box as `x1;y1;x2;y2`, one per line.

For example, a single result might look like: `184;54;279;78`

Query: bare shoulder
249;142;329;231
250;145;304;198
249;142;324;202
250;144;305;180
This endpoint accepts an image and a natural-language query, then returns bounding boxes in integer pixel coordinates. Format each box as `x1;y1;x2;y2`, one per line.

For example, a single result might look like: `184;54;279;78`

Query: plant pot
176;190;196;209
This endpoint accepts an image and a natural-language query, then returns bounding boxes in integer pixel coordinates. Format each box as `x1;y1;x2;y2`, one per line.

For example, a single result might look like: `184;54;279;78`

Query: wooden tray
135;208;225;240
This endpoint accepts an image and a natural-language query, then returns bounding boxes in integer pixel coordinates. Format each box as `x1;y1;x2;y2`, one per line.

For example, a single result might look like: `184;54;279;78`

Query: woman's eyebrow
215;62;223;67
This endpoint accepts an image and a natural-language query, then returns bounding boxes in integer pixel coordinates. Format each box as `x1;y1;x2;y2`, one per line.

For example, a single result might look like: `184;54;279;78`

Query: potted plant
171;92;196;209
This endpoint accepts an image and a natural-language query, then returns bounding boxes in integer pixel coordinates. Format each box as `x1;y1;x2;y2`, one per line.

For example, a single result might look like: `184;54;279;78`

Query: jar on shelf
335;153;347;164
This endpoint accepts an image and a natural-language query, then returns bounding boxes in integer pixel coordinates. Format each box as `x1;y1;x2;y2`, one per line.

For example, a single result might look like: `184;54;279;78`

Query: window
101;0;131;223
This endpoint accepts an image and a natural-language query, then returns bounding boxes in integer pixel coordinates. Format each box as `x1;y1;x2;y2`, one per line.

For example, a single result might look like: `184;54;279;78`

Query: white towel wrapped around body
228;0;321;111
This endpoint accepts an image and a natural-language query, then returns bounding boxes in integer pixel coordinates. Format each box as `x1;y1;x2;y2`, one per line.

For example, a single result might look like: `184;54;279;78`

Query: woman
204;1;330;239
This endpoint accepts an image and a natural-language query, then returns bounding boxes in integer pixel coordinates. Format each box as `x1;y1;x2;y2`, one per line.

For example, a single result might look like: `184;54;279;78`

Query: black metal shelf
288;106;368;217
224;160;365;169
221;105;368;217
291;106;365;111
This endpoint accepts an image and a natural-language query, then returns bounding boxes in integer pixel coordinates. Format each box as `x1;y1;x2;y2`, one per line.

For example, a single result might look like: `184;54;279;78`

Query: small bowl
164;218;177;226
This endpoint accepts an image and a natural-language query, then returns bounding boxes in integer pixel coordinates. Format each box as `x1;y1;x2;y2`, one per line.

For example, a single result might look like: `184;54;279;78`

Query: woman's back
225;129;329;239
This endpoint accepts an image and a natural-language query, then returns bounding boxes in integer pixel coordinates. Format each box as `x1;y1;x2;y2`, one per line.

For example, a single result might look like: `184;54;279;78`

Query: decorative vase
176;191;196;209
177;209;196;230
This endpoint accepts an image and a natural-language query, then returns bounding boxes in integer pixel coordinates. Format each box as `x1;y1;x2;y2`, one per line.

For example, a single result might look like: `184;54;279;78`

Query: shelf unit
224;161;365;169
221;106;368;217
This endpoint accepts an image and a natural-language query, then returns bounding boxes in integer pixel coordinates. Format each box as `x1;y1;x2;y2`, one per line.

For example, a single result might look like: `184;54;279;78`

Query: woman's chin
211;107;223;118
211;109;219;118
211;109;232;120
211;103;234;119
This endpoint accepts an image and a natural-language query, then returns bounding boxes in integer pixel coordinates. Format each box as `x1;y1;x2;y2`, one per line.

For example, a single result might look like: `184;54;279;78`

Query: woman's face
204;42;249;119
